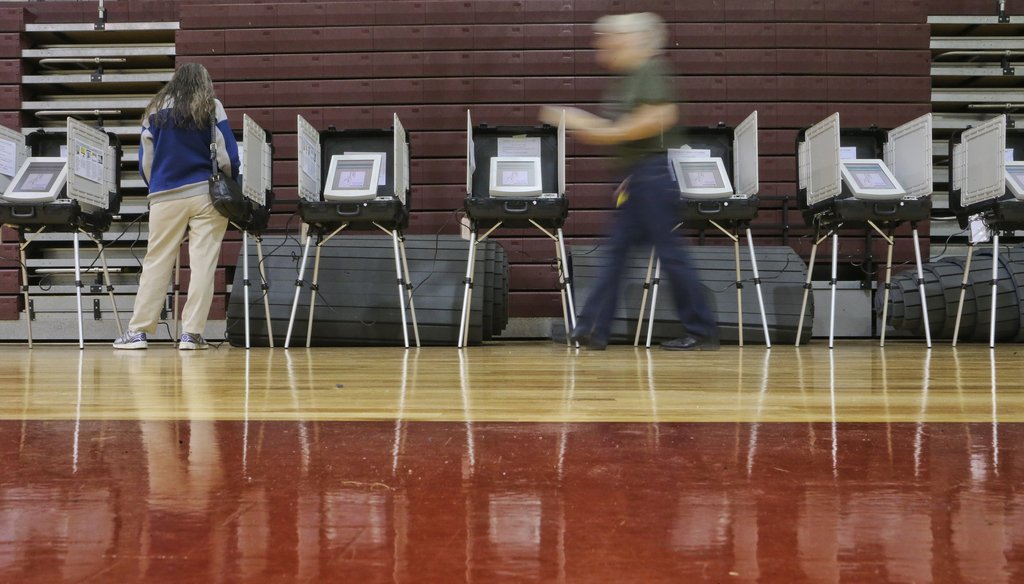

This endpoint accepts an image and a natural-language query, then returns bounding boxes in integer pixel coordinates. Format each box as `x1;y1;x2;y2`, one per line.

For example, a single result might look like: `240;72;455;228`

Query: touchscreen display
335;169;369;190
501;170;530;186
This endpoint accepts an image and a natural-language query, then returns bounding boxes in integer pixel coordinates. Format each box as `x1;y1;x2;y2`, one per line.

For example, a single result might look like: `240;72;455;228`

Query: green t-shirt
603;56;681;167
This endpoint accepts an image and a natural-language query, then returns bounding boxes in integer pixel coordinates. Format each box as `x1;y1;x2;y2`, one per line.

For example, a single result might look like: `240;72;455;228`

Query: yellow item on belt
616;189;629;208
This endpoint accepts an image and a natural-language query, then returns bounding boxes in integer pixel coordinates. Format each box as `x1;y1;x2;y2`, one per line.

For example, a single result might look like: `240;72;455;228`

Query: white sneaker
113;330;148;350
178;332;209;350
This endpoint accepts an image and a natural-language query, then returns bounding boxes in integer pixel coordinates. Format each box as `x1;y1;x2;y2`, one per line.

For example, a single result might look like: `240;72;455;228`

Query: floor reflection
2;418;1023;583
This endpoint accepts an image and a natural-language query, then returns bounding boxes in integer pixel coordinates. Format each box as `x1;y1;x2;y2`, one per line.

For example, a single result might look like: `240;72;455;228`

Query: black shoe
570;324;608;350
661;335;720;351
570;324;591;346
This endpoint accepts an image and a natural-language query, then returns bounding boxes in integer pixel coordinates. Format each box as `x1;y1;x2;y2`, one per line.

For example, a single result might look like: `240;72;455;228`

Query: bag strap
209;109;218;175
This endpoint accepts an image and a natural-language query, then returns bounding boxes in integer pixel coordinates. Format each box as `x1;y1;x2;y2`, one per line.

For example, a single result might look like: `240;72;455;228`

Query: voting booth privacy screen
801;113;843;208
0;124;29;195
66;117;117;211
467;110;564;199
295;113;411;230
241;113;272;208
799;113;935;209
297;114;409;205
952;115;1008;211
1;118;122;228
464;110;567;228
660;111;760;224
667;111;758;199
883;114;933;200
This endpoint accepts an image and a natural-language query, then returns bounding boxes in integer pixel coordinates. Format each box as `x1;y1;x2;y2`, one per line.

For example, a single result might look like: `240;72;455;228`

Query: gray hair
594;12;667;51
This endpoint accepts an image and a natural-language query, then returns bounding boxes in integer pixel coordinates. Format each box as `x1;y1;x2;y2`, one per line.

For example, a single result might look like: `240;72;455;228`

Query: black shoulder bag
207;112;250;225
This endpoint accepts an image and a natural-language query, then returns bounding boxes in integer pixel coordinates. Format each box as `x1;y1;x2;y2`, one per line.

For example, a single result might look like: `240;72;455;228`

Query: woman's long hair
142;62;216;128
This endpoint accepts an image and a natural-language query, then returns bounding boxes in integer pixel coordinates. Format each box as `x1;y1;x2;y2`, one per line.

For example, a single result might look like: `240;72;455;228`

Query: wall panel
2;0;942;323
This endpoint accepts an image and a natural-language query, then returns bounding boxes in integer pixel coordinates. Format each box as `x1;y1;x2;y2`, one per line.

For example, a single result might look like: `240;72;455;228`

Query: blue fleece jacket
139;98;240;204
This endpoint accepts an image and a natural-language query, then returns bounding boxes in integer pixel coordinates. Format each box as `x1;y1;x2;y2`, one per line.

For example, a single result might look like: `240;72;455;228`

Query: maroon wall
0;0;1018;322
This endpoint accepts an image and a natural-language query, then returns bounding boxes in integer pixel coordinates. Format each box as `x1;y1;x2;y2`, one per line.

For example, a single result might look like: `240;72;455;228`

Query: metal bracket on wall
94;0;107;30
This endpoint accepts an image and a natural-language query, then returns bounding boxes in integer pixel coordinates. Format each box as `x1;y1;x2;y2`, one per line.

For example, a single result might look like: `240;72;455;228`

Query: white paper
497;136;541;158
347;151;387;186
299;135;318;180
840;146;858;160
969;215;991;244
1007;148;1015;163
74;140;104;185
59;145;68;160
0;139;15;177
668;147;712;183
670;147;712;159
237;144;244;177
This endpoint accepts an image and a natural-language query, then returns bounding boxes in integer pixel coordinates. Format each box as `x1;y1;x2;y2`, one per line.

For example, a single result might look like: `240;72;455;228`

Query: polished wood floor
2;340;1022;583
1;341;1021;423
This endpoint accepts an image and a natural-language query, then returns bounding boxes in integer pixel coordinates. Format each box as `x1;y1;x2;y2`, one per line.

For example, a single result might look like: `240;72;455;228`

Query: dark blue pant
577;155;717;344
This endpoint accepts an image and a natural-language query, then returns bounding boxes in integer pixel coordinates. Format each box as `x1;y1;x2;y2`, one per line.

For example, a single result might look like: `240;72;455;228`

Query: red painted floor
1;420;1021;583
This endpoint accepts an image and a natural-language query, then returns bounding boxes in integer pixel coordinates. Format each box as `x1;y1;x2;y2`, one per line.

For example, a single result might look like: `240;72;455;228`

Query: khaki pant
128;195;228;336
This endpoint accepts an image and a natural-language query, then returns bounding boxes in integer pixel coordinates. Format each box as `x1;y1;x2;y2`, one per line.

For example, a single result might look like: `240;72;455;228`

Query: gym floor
1;341;1021;582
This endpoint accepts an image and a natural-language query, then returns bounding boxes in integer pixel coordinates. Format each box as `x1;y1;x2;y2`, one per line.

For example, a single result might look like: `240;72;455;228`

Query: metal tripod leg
634;248;657;346
868;221;895;347
990;232;1000;349
284;231;313;349
795;226;832;346
745;227;771;348
72;232;84;350
255;237;274;348
16;227;42;348
727;225;744;346
554;227;577;347
242;231;252;348
397;232;421;347
458;229;480;349
173;246;182;343
374;223;420;348
952;242;974;347
645;258;662;349
305;224;347;348
556;228;577;333
829;232;839;349
89;233;123;337
389;229;410;348
912;224;932;348
709;220;748;347
305;241;324;348
530;220;576;348
458;222;501;348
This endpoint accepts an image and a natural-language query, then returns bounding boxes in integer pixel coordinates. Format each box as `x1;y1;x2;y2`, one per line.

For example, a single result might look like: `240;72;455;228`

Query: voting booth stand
948;115;1024;347
459;111;572;348
795;113;935;348
634;111;771;348
285;114;419;348
0;119;122;348
178;114;276;349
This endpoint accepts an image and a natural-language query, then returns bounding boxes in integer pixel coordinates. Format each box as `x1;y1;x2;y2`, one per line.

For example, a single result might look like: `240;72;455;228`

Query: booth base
225;235;507;347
